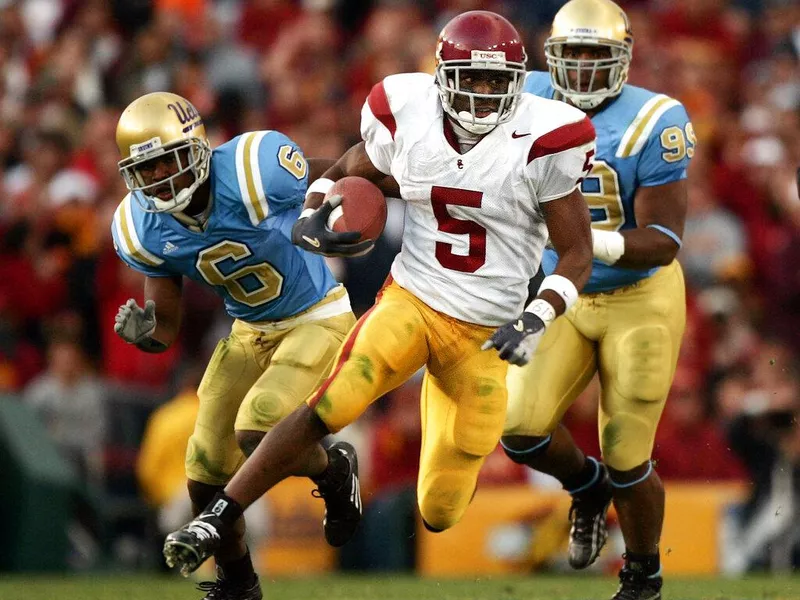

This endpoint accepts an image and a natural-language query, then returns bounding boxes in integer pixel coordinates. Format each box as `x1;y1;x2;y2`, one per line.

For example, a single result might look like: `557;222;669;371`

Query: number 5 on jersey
431;186;485;273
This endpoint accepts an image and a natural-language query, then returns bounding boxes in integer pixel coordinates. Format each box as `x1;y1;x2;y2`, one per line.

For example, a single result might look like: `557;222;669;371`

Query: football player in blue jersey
501;1;695;598
111;92;371;600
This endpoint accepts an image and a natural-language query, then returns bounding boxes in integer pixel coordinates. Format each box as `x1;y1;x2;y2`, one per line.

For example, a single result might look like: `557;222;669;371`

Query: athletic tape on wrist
525;298;557;327
299;208;316;220
536;274;579;311
305;177;335;199
591;229;625;264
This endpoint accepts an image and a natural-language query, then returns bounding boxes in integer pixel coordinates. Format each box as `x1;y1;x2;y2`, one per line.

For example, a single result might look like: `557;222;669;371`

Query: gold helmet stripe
616;95;680;158
113;195;164;267
235;131;271;226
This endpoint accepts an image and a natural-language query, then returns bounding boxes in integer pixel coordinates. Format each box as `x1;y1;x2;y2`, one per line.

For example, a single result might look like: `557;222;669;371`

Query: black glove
481;311;547;366
291;195;375;257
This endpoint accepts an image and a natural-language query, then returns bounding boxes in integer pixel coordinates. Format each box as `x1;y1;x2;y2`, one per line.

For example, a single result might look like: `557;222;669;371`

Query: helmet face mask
434;11;528;135
436;61;526;135
545;0;634;111
119;138;210;213
116;92;212;214
545;38;630;110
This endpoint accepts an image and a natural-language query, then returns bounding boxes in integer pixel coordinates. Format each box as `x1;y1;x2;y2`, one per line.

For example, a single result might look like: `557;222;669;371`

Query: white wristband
537;274;579;311
524;298;557;327
305;177;335;200
298;208;316;220
591;229;625;265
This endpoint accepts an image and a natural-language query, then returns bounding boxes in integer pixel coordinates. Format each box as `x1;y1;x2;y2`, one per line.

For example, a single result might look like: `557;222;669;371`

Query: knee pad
243;390;291;431
452;379;506;457
185;435;243;487
500;435;552;464
614;325;673;403
600;412;655;472
417;470;476;532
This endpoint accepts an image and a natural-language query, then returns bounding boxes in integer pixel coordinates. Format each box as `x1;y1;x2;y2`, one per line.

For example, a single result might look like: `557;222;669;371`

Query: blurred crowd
0;0;798;573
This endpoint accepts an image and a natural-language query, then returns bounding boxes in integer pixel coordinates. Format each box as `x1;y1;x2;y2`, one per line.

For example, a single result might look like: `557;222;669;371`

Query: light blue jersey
524;71;694;293
111;130;338;322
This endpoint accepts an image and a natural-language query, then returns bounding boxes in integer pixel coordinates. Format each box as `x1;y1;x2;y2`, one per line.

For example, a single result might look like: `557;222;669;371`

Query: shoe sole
163;540;203;578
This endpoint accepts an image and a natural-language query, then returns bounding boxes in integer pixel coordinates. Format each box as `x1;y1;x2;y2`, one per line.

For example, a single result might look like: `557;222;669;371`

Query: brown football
325;176;387;242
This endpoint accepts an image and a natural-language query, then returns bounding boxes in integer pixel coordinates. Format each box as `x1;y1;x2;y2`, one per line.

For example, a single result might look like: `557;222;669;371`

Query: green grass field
0;574;798;600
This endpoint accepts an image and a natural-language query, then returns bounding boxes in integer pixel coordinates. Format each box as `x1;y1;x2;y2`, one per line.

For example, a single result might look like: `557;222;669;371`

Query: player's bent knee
453;391;506;457
243;391;293;431
418;470;478;532
185;435;242;487
500;434;552;464
422;519;444;533
615;325;673;402
601;411;656;472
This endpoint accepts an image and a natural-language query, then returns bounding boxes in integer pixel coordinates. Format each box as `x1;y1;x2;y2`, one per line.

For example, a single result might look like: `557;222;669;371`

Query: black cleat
611;564;663;600
163;513;224;577
568;462;613;569
196;568;263;600
312;441;362;546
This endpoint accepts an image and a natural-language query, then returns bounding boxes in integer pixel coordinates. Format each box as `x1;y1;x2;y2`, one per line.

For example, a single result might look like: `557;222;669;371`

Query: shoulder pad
111;193;164;268
615;93;683;158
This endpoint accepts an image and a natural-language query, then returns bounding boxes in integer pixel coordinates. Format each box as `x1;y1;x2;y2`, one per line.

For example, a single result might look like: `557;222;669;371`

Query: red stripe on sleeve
527;116;595;163
366;81;397;140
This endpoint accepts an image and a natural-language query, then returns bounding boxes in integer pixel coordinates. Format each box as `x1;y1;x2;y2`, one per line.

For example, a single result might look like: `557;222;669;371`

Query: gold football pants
504;261;686;471
308;281;509;530
186;286;355;485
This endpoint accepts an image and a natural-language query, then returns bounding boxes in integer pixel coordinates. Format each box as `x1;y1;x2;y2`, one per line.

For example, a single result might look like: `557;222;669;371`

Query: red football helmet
435;11;528;134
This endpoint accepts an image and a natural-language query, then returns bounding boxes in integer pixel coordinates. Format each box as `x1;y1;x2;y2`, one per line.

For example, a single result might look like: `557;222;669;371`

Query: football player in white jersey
162;11;595;576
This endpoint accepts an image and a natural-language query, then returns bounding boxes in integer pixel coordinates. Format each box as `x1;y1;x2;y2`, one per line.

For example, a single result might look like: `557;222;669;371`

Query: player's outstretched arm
114;275;183;353
592;179;687;269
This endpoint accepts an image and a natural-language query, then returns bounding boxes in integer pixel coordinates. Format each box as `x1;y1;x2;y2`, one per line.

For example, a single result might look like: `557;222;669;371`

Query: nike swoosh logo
302;235;321;248
513;320;524;332
512;131;531;139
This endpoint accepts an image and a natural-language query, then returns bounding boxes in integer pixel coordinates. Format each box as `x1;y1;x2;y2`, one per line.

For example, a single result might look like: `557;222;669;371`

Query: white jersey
361;73;595;326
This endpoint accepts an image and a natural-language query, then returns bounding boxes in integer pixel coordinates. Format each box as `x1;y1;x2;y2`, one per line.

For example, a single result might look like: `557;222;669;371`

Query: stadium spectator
23;332;106;486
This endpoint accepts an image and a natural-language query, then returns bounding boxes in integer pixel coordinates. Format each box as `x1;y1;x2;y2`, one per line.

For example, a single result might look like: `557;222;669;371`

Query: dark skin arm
305;142;400;208
538;188;594;314
613;179;687;269
141;275;183;350
307;157;336;184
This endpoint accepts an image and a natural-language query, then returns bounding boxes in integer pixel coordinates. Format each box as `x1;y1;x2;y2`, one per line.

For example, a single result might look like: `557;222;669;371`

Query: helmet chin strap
162;184;214;231
449;116;482;139
150;178;202;214
455;110;500;135
563;92;608;111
